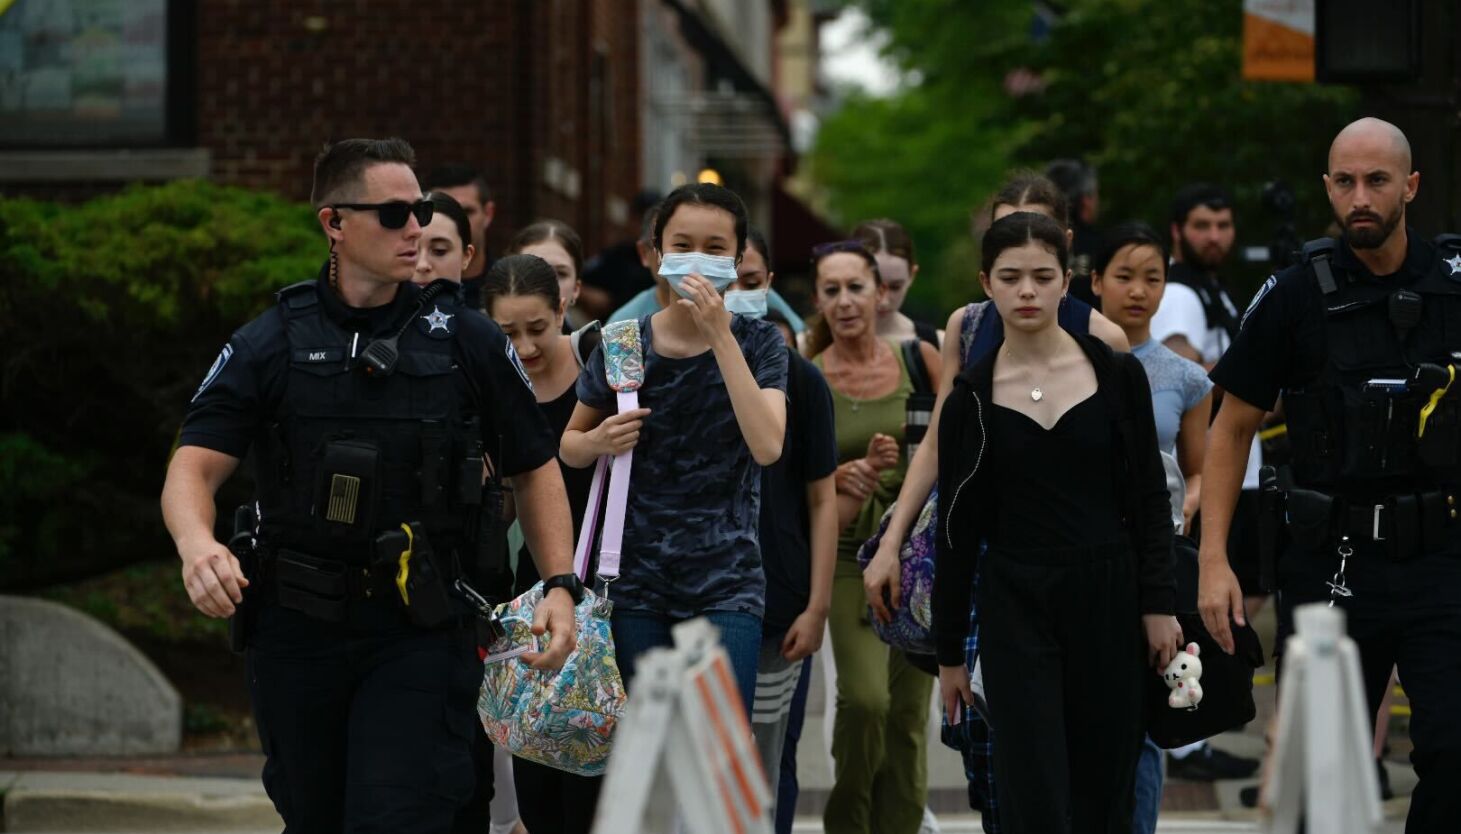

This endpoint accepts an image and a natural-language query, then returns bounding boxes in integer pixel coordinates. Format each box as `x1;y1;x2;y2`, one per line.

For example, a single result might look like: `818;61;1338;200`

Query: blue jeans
611;610;763;715
1131;735;1163;834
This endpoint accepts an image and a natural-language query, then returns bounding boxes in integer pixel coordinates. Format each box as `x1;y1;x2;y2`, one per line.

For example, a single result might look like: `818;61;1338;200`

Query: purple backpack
856;303;987;655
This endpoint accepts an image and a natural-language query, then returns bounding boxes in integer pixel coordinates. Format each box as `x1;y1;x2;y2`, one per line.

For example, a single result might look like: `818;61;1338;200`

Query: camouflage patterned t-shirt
575;313;789;618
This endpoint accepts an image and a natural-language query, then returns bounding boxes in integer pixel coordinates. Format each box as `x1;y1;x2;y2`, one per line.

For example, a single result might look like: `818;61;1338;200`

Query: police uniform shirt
180;265;557;478
1211;230;1437;415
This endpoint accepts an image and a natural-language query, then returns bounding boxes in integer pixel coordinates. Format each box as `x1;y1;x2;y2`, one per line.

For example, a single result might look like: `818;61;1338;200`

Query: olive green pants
825;560;932;834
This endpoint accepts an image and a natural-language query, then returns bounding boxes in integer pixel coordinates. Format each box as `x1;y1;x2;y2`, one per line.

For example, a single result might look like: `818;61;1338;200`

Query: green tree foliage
811;0;1358;316
0;180;322;589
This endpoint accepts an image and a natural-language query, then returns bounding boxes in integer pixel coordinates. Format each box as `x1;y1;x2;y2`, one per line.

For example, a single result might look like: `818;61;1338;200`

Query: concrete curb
0;772;280;833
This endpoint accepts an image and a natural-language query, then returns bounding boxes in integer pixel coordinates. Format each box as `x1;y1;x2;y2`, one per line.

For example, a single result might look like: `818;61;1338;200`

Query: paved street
0;597;1419;833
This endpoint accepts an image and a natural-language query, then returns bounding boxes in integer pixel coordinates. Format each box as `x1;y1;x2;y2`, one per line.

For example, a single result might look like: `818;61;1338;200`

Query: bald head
1329;117;1412;174
1324;117;1418;251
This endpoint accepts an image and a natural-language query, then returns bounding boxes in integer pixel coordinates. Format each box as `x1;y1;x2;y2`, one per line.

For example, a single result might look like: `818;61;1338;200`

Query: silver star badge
1447;253;1461;276
422;305;454;333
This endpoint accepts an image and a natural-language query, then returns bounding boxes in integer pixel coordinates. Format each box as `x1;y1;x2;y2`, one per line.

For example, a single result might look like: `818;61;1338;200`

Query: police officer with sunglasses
162;137;581;833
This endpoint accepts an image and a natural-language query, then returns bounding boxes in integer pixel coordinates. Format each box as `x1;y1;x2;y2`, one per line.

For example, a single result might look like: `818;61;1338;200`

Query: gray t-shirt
1131;339;1212;456
576;314;789;618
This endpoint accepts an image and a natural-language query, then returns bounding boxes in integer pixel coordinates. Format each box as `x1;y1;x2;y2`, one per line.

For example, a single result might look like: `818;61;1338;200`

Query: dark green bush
0;180;324;588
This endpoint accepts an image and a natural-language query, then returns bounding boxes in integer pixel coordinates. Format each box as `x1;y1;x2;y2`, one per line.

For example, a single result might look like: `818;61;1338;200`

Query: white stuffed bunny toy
1163;642;1204;709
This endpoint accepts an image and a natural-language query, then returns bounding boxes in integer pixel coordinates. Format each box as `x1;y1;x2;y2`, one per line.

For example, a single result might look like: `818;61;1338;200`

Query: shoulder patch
192;344;234;402
1240;275;1278;328
417;304;457;339
505;340;534;392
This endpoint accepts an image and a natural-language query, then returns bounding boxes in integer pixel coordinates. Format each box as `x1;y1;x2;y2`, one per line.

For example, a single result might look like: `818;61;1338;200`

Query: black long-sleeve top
933;333;1176;667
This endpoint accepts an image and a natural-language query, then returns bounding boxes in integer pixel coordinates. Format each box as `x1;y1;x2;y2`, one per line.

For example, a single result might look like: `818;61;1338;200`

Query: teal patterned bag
477;583;626;776
475;320;641;776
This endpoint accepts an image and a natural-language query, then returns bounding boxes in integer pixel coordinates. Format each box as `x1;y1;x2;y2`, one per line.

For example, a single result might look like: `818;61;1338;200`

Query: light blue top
1131;339;1213;457
609;286;807;333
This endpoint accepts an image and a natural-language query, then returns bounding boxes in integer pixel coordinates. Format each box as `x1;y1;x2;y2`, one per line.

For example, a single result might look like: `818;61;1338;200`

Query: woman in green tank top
808;240;942;834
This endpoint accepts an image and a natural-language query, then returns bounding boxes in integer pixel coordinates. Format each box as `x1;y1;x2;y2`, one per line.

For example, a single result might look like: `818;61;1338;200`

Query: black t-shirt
515;383;596;594
1211;231;1438;412
179;269;557;480
759;346;839;636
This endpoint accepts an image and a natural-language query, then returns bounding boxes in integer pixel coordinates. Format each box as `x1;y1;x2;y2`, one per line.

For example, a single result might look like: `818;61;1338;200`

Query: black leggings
977;542;1146;834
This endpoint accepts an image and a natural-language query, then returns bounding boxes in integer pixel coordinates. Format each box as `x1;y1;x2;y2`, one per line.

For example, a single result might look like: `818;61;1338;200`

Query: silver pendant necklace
1004;346;1046;401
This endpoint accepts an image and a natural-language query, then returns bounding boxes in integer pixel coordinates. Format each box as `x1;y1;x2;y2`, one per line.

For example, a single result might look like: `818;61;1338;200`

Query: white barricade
592;618;773;834
1265;604;1383;834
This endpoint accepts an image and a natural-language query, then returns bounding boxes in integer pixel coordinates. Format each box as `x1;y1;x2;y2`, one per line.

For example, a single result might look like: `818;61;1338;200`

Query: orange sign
1243;0;1315;82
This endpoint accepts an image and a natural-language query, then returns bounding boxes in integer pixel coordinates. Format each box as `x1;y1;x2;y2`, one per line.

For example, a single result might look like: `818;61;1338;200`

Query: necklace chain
1003;346;1051;402
831;340;892;403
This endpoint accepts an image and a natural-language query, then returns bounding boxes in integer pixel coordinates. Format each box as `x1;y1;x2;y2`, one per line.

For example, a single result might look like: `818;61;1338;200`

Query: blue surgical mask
658;252;739;298
724;288;769;319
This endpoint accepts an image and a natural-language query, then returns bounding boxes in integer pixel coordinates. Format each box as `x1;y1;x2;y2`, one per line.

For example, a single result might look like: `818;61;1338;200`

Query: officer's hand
525;586;577;671
179;540;250;618
590;408;650;457
1198;556;1245;655
675;274;732;338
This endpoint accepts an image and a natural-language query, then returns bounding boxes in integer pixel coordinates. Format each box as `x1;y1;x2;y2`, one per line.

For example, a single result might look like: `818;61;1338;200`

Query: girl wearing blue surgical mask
560;183;789;713
810;239;942;834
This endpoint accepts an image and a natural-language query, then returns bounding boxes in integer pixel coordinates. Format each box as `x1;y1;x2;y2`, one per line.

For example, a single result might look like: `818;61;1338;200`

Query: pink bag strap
595;391;638;582
571;456;609;582
571;319;644;585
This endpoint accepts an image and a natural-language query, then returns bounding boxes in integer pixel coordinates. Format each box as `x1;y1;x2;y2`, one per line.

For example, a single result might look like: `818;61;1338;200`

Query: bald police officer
1198;118;1461;831
161;137;579;833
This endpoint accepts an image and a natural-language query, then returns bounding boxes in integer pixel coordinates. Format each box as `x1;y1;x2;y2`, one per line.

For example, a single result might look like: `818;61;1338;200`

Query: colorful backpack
855;303;987;655
476;319;643;775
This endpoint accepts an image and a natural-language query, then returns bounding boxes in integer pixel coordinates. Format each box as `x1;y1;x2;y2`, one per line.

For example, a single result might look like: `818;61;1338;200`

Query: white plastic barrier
1265;604;1383;834
592;618;773;834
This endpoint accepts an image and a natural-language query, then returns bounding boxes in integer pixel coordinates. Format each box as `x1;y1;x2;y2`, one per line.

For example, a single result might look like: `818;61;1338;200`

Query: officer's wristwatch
542;573;585;605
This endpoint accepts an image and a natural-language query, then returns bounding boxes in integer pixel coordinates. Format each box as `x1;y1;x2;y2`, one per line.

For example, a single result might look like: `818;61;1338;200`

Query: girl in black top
933;212;1182;834
484;253;602;834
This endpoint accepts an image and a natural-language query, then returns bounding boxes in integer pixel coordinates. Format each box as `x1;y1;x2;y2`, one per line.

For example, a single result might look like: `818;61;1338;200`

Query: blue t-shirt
609;287;807;333
1131;339;1212;456
576;314;790;618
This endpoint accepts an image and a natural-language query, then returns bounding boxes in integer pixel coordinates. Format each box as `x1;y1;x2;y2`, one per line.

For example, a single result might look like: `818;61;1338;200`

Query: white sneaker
918;807;941;834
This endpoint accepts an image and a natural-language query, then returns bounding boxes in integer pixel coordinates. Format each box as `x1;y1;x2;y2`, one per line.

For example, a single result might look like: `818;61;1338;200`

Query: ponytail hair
852;218;916;267
990;171;1069;227
980;211;1070;275
510;219;584;278
483;254;562;314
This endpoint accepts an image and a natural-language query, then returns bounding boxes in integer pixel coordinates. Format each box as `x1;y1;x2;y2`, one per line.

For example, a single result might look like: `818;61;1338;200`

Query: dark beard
1342;205;1403;250
1178;236;1227;272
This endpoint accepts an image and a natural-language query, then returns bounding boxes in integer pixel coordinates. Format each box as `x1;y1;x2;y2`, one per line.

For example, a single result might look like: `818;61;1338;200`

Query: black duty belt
1295;489;1461;560
261;549;399;622
1333;491;1456;542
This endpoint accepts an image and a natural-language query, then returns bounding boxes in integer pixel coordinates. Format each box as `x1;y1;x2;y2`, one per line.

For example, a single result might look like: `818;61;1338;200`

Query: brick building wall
195;0;642;252
1;0;642;255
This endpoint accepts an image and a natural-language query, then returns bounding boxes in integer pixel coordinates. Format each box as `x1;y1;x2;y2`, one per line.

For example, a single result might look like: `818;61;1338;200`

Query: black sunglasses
332;200;434;230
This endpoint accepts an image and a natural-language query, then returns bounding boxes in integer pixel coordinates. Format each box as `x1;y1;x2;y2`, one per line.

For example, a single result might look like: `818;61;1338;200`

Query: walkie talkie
360;282;448;376
1389;289;1424;353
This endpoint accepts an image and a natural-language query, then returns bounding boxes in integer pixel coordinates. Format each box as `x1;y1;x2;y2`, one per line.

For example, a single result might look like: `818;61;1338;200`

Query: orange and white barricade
591;618;773;834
